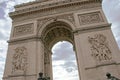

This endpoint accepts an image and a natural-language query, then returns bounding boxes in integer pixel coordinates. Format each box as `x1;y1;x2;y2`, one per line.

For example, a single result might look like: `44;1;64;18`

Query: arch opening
42;21;74;49
51;41;79;80
41;21;80;80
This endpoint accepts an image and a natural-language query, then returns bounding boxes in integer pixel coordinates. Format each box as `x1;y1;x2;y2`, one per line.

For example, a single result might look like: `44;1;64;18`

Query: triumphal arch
3;0;120;80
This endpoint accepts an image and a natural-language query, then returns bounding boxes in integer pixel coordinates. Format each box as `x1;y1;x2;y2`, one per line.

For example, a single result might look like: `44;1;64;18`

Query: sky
0;0;120;80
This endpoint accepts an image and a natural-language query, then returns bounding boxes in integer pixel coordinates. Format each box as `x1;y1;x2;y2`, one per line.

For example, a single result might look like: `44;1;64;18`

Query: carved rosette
88;34;112;62
12;46;28;73
78;11;104;25
13;23;34;37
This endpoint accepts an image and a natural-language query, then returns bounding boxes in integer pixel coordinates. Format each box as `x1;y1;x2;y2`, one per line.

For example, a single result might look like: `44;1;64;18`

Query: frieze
12;46;28;73
12;2;101;22
88;34;112;62
12;0;102;16
78;11;104;25
13;23;34;37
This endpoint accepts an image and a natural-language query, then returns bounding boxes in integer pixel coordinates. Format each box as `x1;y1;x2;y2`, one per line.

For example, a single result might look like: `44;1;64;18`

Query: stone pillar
3;40;39;80
74;24;120;80
44;48;53;80
49;52;53;80
74;34;87;80
36;39;44;78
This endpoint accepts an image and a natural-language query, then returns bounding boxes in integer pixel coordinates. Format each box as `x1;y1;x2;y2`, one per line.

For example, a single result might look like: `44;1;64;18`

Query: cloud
52;63;79;80
52;41;79;80
102;0;120;48
117;40;120;48
0;19;11;40
52;41;75;61
62;61;78;73
0;2;6;19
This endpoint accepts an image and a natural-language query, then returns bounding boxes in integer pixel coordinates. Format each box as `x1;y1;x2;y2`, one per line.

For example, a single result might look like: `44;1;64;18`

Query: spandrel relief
88;34;112;62
12;46;28;73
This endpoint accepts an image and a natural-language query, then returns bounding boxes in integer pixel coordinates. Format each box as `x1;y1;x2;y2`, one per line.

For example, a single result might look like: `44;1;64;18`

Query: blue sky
0;0;120;80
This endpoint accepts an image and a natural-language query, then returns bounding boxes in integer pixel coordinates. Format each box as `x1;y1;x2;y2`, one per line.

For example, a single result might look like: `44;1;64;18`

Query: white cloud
102;0;120;48
14;0;35;5
52;64;79;80
52;41;79;80
52;41;75;61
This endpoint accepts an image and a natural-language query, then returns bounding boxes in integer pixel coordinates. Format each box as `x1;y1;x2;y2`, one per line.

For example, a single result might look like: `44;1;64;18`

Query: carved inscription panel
78;11;104;25
13;23;34;37
88;34;112;62
12;46;27;73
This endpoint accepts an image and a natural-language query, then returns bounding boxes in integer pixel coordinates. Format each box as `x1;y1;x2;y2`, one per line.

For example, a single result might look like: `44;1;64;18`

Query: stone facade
3;0;120;80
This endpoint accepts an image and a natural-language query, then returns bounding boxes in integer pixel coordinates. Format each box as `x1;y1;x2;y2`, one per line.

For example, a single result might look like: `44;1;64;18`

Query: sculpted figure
12;47;27;73
88;34;112;61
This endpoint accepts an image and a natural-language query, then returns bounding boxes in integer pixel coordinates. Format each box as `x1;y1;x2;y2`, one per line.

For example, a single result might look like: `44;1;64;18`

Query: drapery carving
88;34;112;62
12;46;27;73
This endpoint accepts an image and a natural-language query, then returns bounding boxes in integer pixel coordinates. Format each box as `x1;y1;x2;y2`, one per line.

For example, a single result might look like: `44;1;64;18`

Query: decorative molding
13;23;34;37
78;11;104;25
88;34;112;62
73;23;111;35
15;0;102;10
12;46;28;73
12;0;102;16
85;61;116;70
3;74;37;79
10;1;101;22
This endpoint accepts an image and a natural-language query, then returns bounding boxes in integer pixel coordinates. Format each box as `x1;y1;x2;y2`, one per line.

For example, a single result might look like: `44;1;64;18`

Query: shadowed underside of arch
41;21;74;49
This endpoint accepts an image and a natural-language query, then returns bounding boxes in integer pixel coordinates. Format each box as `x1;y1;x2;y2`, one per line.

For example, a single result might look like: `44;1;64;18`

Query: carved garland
12;46;28;73
88;34;112;62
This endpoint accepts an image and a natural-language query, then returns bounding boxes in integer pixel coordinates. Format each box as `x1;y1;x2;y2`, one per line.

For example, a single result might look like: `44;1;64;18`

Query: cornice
3;74;37;79
10;0;102;18
8;36;42;45
73;23;111;35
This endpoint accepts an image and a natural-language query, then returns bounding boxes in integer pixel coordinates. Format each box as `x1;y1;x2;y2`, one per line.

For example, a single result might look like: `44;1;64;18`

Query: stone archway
40;21;77;80
3;0;120;80
41;21;74;49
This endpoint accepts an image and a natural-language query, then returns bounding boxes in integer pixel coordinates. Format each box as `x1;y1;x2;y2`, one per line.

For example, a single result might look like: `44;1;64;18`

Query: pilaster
73;24;120;80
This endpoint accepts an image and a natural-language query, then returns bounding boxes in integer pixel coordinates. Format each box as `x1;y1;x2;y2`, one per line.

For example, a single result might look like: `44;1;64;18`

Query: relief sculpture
88;34;112;62
79;11;104;25
12;46;27;73
13;23;34;37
